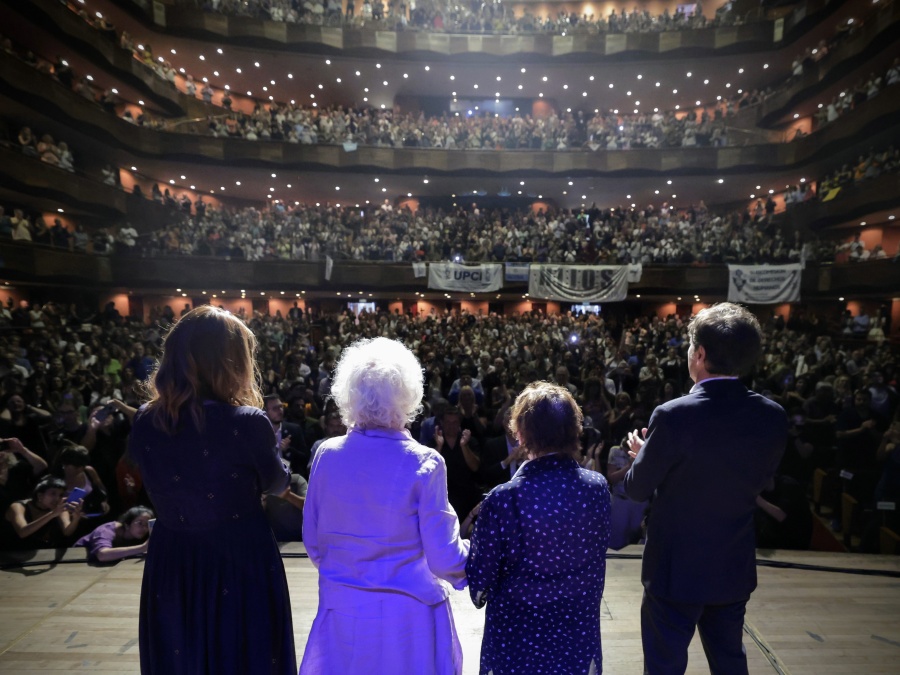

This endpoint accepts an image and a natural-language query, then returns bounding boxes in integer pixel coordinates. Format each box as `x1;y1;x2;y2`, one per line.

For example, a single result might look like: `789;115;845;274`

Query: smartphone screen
67;487;87;504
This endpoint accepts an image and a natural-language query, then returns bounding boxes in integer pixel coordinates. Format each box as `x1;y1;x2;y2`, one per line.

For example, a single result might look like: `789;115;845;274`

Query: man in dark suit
264;394;311;479
624;303;787;675
478;408;526;491
263;394;310;541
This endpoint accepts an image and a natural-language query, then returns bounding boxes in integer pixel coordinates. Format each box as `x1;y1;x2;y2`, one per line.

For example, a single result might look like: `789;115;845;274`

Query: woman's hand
66;498;84;520
51;495;70;517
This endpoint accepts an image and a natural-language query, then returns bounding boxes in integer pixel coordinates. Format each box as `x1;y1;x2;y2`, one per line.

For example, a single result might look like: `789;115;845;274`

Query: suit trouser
641;590;749;675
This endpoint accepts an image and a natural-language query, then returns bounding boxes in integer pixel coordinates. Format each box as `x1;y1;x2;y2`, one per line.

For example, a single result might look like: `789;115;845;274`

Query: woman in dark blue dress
131;306;295;675
467;382;611;674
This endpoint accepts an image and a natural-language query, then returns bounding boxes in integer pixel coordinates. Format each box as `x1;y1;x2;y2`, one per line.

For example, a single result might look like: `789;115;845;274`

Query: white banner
627;264;643;283
727;264;801;304
412;262;427;278
528;265;630;303
505;263;530;282
325;255;334;281
428;263;503;293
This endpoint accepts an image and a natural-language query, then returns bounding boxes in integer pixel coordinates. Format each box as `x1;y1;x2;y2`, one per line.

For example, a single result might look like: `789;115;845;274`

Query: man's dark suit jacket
624;378;787;605
279;420;311;478
479;435;514;490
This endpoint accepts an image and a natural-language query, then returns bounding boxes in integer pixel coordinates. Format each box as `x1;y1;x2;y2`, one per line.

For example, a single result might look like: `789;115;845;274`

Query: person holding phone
4;476;83;549
301;337;469;674
57;444;110;521
131;306;295;675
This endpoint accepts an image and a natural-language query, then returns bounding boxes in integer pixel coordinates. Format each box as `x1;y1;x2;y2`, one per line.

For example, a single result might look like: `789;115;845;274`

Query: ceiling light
217;48;223;54
703;79;709;84
424;66;430;71
325;59;331;65
254;62;260;67
609;83;614;89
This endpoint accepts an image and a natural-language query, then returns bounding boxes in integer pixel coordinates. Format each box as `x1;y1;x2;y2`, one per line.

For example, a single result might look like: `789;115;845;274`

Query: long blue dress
466;454;611;674
131;402;296;675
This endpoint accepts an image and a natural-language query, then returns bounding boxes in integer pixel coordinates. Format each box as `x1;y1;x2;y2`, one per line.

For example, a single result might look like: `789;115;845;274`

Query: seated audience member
57;444;110;519
0;438;48;511
75;505;154;564
3;476;83;549
0;394;51;459
755;476;814;550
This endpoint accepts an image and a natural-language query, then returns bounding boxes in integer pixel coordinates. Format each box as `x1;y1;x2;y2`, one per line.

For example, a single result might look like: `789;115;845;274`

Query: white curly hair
331;337;424;430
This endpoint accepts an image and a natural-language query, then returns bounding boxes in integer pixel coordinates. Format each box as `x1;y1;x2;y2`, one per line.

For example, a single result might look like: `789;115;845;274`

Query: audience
0;289;894;554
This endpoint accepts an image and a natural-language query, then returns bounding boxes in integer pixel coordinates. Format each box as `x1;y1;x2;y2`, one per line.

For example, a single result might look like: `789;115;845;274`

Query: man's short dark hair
263;394;282;408
687;303;762;377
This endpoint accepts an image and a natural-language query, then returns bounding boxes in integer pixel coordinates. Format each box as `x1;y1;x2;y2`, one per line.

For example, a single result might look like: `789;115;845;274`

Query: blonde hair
143;305;262;434
331;337;423;430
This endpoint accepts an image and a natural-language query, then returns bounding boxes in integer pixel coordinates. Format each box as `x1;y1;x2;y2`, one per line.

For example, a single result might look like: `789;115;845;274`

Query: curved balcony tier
0;242;895;300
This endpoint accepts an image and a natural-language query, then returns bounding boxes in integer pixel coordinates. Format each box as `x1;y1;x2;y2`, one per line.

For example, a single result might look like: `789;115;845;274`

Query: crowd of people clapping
134;196;849;265
205;102;731;150
191;0;737;35
0;296;896;555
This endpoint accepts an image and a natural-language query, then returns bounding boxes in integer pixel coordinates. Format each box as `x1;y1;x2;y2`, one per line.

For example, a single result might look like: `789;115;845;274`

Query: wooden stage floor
1;545;899;674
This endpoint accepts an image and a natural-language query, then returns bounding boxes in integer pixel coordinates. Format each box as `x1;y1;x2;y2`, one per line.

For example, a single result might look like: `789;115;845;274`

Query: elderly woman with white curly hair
300;337;470;675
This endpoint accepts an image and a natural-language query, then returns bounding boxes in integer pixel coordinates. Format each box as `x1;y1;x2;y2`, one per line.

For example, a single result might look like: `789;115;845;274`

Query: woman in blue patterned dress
466;381;611;674
131;306;295;674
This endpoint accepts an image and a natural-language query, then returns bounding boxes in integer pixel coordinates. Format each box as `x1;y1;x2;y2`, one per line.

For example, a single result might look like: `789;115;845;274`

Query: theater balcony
106;0;836;60
0;241;895;303
3;44;899;180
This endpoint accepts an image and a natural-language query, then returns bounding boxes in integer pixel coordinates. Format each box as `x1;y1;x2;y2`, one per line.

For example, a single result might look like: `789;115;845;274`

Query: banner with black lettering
528;265;630;303
727;264;801;304
428;263;503;293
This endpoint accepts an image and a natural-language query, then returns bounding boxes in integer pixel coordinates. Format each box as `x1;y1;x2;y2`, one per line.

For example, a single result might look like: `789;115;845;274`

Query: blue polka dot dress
466;453;611;675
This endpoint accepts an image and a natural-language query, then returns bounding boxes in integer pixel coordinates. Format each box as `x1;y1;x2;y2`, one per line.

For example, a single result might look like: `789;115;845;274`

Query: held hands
626;428;648;460
279;435;292;452
460;429;472;448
